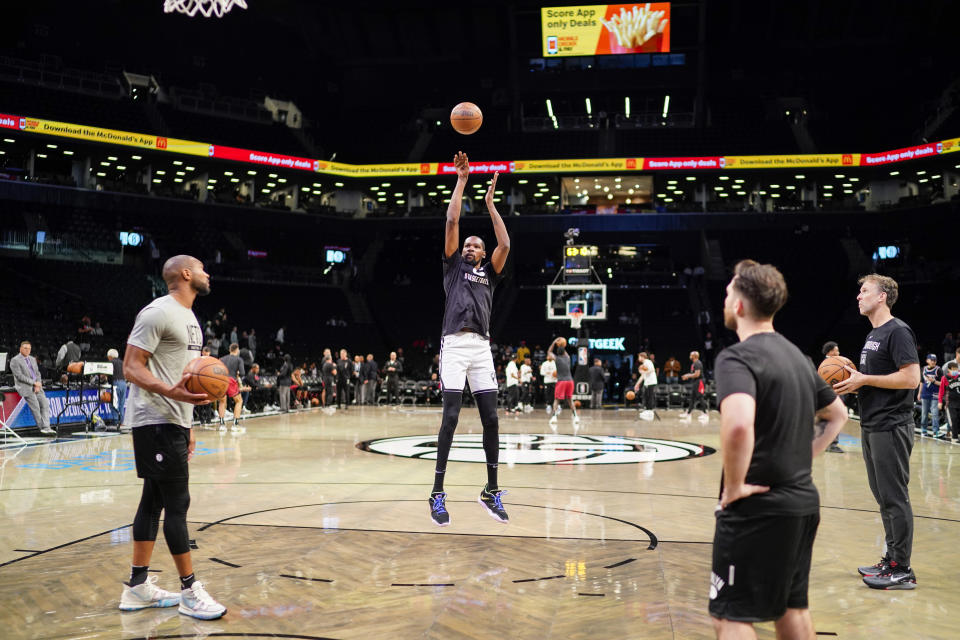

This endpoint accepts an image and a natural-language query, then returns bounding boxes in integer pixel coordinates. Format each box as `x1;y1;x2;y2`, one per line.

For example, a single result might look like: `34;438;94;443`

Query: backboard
547;284;606;321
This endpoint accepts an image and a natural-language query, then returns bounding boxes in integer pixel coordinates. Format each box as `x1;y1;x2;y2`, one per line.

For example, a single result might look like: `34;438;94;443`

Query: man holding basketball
710;260;847;639
118;255;226;620
429;151;510;527
834;274;920;590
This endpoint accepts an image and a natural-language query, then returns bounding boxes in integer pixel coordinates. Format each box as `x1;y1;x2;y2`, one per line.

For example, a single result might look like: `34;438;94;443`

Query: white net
570;312;583;330
163;0;248;18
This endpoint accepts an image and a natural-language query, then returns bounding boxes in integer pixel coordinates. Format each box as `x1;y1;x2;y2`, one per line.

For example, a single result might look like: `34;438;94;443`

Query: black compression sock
486;465;498;492
128;565;149;587
432;470;445;494
180;573;195;590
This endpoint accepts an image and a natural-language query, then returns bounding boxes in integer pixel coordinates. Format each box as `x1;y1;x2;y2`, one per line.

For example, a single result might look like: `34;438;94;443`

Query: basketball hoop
569;311;583;330
163;0;248;18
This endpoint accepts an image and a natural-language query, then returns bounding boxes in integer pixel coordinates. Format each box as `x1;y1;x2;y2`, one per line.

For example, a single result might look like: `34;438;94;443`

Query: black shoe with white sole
862;562;916;590
429;492;450;527
857;556;890;577
478;485;509;523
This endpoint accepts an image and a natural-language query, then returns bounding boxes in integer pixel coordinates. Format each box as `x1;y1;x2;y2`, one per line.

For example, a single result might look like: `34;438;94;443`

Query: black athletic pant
684;385;708;413
336;379;351;408
521;382;533;407
387;377;400;404
506;385;519;409
861;423;914;566
434;390;500;492
948;404;960;440
642;384;656;410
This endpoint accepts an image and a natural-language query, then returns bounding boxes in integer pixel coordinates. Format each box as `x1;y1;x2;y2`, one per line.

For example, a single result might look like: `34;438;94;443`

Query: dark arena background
0;1;958;639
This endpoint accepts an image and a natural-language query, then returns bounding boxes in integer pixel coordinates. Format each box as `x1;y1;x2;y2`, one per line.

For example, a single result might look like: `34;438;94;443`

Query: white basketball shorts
439;331;498;394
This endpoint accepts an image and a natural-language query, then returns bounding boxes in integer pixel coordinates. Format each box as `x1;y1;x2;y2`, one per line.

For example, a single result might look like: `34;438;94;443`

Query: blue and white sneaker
179;582;226;620
429;491;450;527
119;575;180;610
478;485;509;524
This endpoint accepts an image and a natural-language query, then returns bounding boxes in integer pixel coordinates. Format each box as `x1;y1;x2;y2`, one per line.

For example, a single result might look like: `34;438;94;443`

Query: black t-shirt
687;360;704;389
322;360;336;380
857;317;918;431
441;252;504;338
219;354;245;379
588;365;605;390
715;332;837;516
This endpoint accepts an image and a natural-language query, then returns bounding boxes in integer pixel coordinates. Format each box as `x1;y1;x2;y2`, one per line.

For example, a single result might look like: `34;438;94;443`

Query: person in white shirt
505;358;521;413
539;353;558;415
520;357;534;412
634;351;658;412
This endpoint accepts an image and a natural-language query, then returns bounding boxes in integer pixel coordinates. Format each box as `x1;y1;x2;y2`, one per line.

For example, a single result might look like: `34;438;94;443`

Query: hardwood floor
0;405;956;639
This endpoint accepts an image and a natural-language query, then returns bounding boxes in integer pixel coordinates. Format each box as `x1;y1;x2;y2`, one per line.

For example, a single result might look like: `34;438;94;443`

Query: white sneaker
572;415;580;425
179;582;226;620
697;414;709;424
119;575;181;611
545;405;553;416
678;412;692;421
218;423;227;432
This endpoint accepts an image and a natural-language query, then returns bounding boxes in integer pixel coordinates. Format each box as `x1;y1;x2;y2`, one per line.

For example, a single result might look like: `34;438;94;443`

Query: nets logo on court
357;433;714;465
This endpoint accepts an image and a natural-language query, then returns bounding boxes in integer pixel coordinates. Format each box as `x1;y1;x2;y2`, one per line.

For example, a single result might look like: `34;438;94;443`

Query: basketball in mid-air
625;390;636;401
556;337;567;349
817;355;856;385
184;355;230;400
574;400;582;409
450;102;483;135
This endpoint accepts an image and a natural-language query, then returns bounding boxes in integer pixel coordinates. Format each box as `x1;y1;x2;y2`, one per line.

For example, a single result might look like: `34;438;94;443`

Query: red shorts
554;380;574;400
227;378;240;398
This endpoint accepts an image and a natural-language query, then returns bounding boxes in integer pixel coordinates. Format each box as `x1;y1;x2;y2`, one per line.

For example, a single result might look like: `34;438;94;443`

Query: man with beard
118;255;226;620
709;260;846;639
429;152;511;527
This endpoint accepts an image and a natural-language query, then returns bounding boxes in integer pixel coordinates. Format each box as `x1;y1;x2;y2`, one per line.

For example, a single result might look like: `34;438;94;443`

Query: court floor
1;405;957;639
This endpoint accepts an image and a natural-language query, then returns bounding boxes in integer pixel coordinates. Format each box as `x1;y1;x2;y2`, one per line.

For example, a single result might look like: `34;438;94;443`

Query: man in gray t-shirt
547;337;579;430
118;255;227;620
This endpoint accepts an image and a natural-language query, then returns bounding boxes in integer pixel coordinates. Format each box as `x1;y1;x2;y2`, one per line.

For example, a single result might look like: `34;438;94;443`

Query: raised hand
454;151;469;180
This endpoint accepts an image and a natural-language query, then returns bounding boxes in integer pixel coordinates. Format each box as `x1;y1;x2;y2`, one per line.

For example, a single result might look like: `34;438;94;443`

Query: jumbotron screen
541;3;671;57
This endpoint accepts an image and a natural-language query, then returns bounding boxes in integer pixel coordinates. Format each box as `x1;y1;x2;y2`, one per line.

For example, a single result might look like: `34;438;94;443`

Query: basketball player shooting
429;152;510;527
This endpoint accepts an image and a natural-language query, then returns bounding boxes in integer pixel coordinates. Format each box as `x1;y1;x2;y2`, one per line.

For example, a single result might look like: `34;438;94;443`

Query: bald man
118;255;226;620
429;152;511;527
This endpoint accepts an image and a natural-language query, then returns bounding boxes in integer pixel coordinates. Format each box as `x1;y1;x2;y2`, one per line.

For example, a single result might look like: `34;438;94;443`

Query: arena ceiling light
152;178;161;183
156;170;166;175
713;186;724;191
377;197;386;202
230;178;239;183
176;171;185;176
174;178;183;183
393;192;403;197
36;153;47;158
108;156;118;161
628;188;634;194
662;95;670;118
834;174;845;179
247;170;257;175
100;161;110;166
667;180;677;184
850;177;860;182
770;193;780;198
889;171;899;176
173;160;183;166
822;184;833;189
186;166;195;171
97;171;106;177
397;199;405;204
335;182;345;187
843;189;853;194
131;155;142;160
931;174;942;179
416;182;426;186
3;138;14;143
719;176;729;181
117;165;127;170
381;182;391;187
267;182;276;187
785;185;796;190
663;197;673;202
625;97;631;119
719;193;729;198
916;170;926;175
428;191;438;196
208;178;217;183
224;171;233;176
685;176;696;181
656;193;667;198
63;150;74;155
546;99;555;119
918;178;929;183
770;184;780;188
269;173;278;178
794;174;805;179
736;191;746;195
585;98;592;116
312;190;321;195
842;183;852;187
301;186;310;192
46;144;57;149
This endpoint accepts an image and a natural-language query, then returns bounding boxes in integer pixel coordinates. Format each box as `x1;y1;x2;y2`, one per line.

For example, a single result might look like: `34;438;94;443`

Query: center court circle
357;434;715;465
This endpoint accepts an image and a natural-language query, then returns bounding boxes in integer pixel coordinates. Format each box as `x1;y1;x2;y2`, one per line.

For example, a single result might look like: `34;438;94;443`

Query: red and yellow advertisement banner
18;116;208;156
5;109;960;178
541;3;671;57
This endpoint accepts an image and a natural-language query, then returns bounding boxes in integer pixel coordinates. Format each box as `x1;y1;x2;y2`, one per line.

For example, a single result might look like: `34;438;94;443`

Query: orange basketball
450;102;483;135
183;355;230;400
100;390;112;403
311;397;320;406
556;337;567;349
574;400;582;409
818;355;856;385
625;390;636;401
